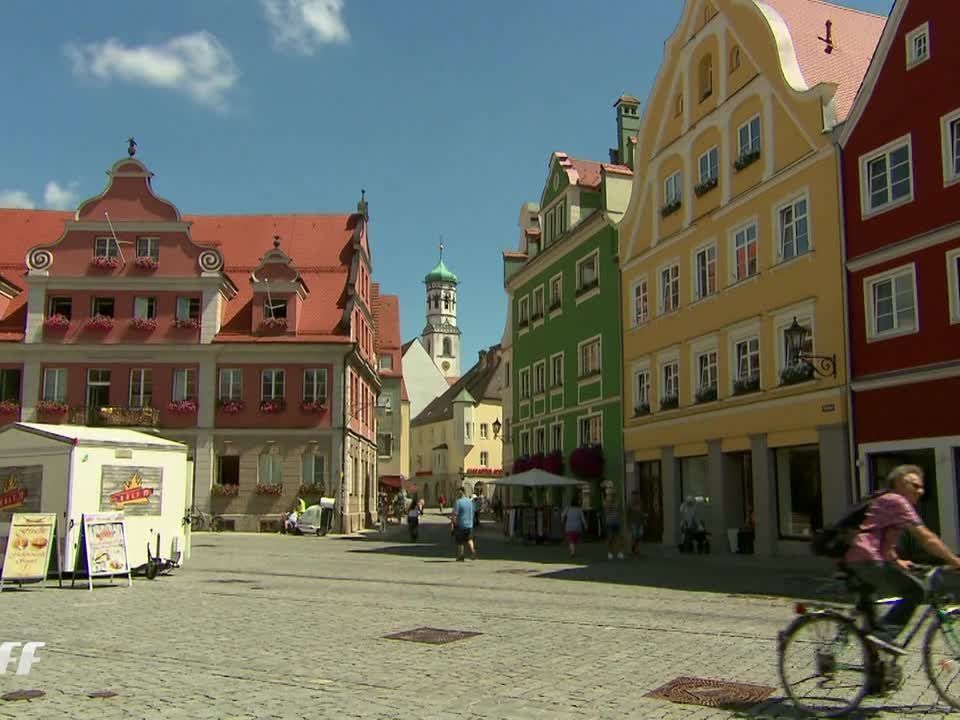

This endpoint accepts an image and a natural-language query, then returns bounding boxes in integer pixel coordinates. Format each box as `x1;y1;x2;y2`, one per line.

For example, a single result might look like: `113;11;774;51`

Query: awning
494;469;586;488
379;475;404;489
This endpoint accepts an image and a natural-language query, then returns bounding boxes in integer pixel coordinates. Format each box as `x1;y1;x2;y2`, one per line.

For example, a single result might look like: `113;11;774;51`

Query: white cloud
261;0;350;55
43;181;80;211
64;31;238;110
0;190;35;209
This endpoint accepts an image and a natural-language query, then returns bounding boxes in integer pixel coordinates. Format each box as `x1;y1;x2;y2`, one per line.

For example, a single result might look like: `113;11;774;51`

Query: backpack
811;491;889;558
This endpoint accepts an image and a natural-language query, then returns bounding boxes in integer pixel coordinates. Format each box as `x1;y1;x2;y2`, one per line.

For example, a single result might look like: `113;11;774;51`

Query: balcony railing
69;405;160;427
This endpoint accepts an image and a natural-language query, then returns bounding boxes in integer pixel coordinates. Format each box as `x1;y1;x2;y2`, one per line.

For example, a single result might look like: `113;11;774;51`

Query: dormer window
906;23;929;69
265;299;288;320
136;237;159;260
94;237;119;259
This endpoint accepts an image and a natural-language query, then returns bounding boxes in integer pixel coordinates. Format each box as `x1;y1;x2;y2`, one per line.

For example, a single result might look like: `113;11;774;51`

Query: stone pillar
751;434;776;558
706;440;730;554
197;356;216;429
23;280;46;344
661;446;679;548
20;356;40;421
819;424;851;526
200;287;221;344
194;430;215;513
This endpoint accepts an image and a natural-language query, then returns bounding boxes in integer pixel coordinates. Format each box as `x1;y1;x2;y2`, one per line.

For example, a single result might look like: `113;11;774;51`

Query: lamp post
492;418;502;440
784;317;836;377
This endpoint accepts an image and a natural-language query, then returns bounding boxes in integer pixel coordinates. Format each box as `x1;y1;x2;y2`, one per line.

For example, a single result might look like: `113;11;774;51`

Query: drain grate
87;690;118;699
384;627;481;645
1;689;45;701
645;676;774;709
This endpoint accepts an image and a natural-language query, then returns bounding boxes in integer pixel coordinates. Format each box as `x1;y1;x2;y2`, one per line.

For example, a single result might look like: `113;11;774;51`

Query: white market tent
495;469;585;487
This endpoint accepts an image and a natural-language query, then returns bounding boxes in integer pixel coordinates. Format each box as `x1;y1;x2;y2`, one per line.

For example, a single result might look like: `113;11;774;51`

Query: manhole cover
645;676;775;708
87;690;118;699
384;627;481;645
496;569;538;575
1;689;45;701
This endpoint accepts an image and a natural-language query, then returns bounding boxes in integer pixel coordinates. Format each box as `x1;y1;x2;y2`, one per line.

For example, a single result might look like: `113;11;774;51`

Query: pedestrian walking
407;494;422;542
378;493;389;533
562;496;587;558
450;487;477;561
438;494;446;514
603;491;624;560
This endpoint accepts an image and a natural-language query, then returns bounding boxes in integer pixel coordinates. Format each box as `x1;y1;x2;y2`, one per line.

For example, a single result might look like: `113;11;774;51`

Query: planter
134;257;158;271
694;177;718;197
695;384;718;404
43;314;71;330
255;483;284;497
166;399;198;415
130;317;157;331
543;450;563;475
660;200;682;218
780;363;815;386
211;483;239;497
300;400;326;413
569;445;603;479
0;401;20;416
90;256;119;270
259;399;286;414
217;399;246;415
36;400;68;415
735;150;761;172
732;375;760;396
634;402;650;417
85;314;115;331
174;318;201;330
298;482;325;496
659;394;679;411
260;318;288;332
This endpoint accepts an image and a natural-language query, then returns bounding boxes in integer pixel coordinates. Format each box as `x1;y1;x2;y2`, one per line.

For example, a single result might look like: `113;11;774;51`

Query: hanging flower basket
43;314;71;330
174;318;201;330
298;482;325;496
218;399;246;415
36;400;68;414
569;444;604;479
659;394;679;411
780;363;815;386
260;317;288;331
300;400;326;413
512;455;531;474
259;399;286;414
166;399;198;415
134;257;158;271
255;483;283;496
90;256;120;269
543;449;564;475
211;483;239;497
528;453;545;470
0;400;20;416
85;314;115;331
130;317;157;331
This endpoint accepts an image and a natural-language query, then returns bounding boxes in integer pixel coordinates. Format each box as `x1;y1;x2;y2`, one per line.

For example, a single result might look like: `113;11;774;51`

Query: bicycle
186;506;224;532
778;563;960;717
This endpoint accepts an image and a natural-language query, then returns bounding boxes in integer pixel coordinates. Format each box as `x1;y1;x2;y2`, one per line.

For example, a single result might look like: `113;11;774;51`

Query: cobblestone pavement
0;512;954;719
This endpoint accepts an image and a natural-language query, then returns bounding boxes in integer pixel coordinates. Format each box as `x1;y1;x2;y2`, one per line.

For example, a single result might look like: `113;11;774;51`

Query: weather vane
439;236;445;261
127;137;137;157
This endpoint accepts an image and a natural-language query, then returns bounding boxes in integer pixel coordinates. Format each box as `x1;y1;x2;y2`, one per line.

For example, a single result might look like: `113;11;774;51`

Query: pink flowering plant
218;399;246;414
85;314;115;331
134;256;159;271
255;483;283;496
174;318;201;330
260;317;288;331
43;314;71;330
0;400;20;416
211;483;239;497
166;399;198;415
36;400;68;414
259;399;286;414
91;256;120;269
130;317;157;331
300;399;326;413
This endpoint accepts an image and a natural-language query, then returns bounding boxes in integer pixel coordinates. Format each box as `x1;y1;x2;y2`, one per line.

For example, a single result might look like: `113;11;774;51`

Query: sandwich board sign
72;513;132;591
0;513;60;591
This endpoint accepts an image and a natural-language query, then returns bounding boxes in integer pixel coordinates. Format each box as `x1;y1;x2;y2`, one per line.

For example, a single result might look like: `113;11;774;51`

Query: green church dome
424;258;458;284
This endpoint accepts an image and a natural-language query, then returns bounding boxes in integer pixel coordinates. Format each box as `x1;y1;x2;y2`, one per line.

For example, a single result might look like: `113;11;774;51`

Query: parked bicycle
778;563;960;717
186;506;224;532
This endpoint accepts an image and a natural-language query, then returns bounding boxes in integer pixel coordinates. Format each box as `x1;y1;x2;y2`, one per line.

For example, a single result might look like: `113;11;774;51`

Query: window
941;111;960;185
304;369;328;403
664;171;682;206
549;274;562;310
480;451;489;467
0;369;19;403
861;138;913;214
480;423;488;439
694;244;716;300
504;361;510;388
733;223;758;280
632;277;649;325
378;395;392;414
176;297;201;321
949;249;960;324
518;297;529;325
442;337;453;357
534;361;546;394
906;23;929;68
532;286;544;318
578;414;602;446
219;369;243;401
264;299;287;320
698;147;718;185
659;264;679;313
675;94;683;117
730;46;740;72
776;445;822;538
94;237;119;258
378;354;393;371
662;361;679;399
551;423;562;451
737;115;761;158
136;237;159;260
259;452;283;486
633;368;650;410
465;422;473;440
544;201;567;244
519;368;531;399
261;369;285;400
696;350;718;392
534;427;546;453
42;368;67;402
519;431;530;456
551;353;563;387
91;297;115;317
133;296;157;319
48;297;72;319
377;433;393;458
778;197;810;260
579;337;601;377
576;253;599;292
698;54;713;100
735;337;760;381
129;369;153;408
172;368;196;401
866;265;917;339
302;454;325;485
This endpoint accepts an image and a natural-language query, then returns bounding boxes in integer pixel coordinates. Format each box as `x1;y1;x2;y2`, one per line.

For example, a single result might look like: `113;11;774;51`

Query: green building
502;95;639;513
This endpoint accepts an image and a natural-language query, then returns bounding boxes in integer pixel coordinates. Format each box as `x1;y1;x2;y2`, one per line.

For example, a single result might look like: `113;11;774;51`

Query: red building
0;148;394;532
840;0;960;542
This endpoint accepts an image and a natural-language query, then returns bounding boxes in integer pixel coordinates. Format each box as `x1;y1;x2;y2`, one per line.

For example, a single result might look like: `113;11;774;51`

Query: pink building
0;149;389;532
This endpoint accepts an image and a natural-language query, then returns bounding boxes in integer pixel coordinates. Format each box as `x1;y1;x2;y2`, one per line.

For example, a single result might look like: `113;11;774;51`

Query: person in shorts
603;492;624;560
450;487;476;562
562;496;587;558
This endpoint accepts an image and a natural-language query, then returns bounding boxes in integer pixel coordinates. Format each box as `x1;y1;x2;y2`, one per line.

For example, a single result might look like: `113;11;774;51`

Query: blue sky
0;0;892;366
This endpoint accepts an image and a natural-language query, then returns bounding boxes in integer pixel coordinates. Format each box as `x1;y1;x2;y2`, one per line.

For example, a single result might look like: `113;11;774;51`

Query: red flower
260;317;288;331
0;400;20;416
85;314;115;331
36;400;68;414
91;256;120;269
569;445;604;478
255;483;283;496
166;399;198;415
217;399;246;415
543;450;564;475
43;314;71;330
259;399;286;414
211;484;239;497
134;257;158;271
174;318;201;330
130;317;157;331
300;400;326;413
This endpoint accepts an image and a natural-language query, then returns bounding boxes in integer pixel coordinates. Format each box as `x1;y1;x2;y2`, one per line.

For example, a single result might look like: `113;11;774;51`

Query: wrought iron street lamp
784;317;836;377
492;418;502;439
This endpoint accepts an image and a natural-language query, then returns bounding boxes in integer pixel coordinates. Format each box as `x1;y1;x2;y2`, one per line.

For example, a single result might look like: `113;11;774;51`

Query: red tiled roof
569;158;603;189
761;0;886;122
603;163;634;176
400;377;410;402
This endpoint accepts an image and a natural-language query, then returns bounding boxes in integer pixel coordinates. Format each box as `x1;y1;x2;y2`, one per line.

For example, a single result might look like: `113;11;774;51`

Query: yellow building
619;0;884;556
410;345;504;505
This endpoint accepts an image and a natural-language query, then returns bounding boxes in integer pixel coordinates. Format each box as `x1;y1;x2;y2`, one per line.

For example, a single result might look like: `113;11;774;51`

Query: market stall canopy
495;469;585;487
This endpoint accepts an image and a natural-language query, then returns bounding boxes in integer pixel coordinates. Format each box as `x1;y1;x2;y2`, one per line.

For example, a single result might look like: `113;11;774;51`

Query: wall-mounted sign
100;466;162;515
0;466;43;520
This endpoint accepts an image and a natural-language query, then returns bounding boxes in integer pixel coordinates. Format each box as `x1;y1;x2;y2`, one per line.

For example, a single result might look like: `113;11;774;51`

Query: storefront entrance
634;461;662;542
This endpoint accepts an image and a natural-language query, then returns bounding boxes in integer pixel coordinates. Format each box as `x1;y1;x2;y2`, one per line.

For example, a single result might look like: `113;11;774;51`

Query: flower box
732;375;760;396
569;444;604;479
260;317;288;331
660;200;682;218
217;399;246;415
780;363;815;386
659;394;679;411
85;314;115;331
211;483;239;497
695;384;718;404
259;399;286;414
134;257;158;271
174;318;201;330
543;450;564;475
734;150;761;172
300;400;326;413
90;256;120;269
130;317;157;331
43;314;71;330
0;400;20;416
634;402;650;417
255;483;284;497
166;399;198;415
694;177;718;197
298;482;325;496
36;400;68;414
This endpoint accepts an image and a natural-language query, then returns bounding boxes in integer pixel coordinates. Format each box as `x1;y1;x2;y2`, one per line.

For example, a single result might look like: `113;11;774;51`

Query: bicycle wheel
779;612;871;717
923;608;960;709
191;512;207;532
211;516;224;532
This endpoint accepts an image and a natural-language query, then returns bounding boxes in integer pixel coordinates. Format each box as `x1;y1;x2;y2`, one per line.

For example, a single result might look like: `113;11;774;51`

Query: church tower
421;245;461;380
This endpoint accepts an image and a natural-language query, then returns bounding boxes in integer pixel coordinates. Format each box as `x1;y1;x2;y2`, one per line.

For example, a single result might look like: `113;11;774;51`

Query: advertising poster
100;466;162;516
0;465;43;521
0;513;57;589
83;514;129;576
